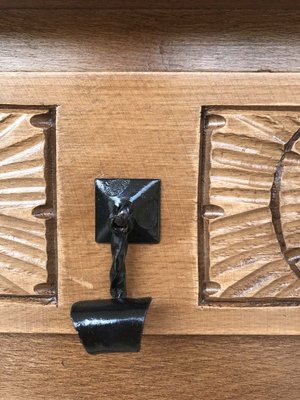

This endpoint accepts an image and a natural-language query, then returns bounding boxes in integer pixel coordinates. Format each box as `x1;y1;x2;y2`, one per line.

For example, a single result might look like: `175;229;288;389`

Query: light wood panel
0;10;299;72
200;108;300;303
1;333;300;400
1;73;300;335
0;108;53;297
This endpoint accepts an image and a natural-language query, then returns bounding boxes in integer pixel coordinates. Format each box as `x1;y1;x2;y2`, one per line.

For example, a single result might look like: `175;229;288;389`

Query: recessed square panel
0;106;56;301
95;179;160;244
199;107;300;305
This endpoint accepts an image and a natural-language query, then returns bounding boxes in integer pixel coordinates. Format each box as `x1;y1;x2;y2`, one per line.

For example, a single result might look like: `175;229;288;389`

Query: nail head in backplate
95;178;160;244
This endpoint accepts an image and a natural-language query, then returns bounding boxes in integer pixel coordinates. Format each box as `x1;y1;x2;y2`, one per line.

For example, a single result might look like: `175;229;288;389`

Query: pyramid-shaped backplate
95;178;160;243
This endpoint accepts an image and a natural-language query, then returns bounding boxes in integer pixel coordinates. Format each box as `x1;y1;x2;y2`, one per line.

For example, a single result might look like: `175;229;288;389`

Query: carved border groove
199;106;300;307
0;106;57;303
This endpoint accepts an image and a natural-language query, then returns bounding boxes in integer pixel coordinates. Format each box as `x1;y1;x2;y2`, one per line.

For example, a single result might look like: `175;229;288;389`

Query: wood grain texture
201;108;300;302
1;334;300;400
0;10;299;72
1;0;300;9
0;109;50;296
2;73;300;335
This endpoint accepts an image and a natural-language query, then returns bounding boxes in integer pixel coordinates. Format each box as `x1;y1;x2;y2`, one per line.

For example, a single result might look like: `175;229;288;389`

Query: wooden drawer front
0;72;300;335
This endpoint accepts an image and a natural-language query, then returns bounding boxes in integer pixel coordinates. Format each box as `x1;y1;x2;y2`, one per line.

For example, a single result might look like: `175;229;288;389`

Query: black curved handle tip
71;297;152;354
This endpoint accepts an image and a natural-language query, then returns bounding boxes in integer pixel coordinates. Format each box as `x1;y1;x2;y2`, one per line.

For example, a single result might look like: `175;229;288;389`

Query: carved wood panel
200;107;300;304
1;73;300;334
0;108;56;299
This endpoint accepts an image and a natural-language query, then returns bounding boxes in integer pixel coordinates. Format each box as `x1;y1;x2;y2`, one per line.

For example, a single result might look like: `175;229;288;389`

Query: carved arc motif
0;109;55;298
200;108;300;303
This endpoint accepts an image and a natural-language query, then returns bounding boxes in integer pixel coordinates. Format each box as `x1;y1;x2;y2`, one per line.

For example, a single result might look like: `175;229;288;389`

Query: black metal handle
70;179;160;354
109;200;133;299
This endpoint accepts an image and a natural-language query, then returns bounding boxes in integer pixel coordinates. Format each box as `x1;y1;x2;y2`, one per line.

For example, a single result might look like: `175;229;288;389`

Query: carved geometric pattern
0;110;53;297
200;108;300;303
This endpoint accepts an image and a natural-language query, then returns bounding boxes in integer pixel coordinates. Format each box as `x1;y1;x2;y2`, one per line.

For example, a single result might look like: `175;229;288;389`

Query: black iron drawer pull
71;179;160;354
